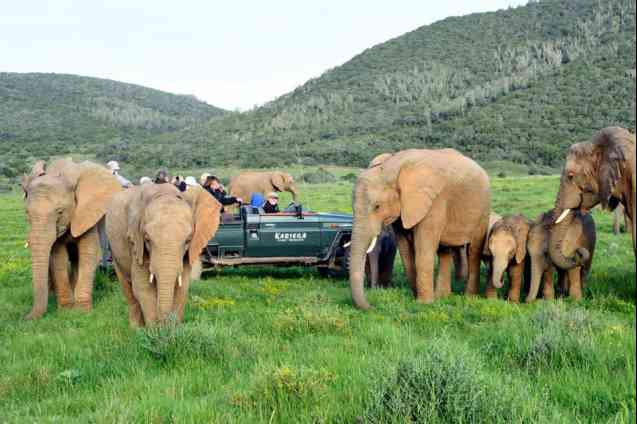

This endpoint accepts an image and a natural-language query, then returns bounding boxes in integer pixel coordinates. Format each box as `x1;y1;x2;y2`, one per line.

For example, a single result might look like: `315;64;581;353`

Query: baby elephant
364;227;397;288
482;214;531;303
106;184;221;327
526;210;596;302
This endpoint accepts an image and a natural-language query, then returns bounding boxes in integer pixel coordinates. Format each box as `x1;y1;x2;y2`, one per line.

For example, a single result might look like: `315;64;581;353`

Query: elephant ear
127;188;147;266
21;160;47;195
70;163;123;238
397;164;445;230
369;153;393;168
514;218;531;264
183;186;221;266
593;127;630;210
482;214;501;256
270;172;286;192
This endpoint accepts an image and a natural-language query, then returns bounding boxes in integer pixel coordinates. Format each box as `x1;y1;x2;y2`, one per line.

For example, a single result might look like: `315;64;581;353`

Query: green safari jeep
201;204;352;276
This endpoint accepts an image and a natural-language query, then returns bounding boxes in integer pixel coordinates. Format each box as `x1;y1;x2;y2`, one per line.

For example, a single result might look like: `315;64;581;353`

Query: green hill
0;73;226;177
148;0;635;173
1;0;635;177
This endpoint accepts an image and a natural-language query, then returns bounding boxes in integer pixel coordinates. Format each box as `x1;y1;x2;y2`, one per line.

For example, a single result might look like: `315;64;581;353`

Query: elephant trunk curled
26;220;56;320
548;213;589;270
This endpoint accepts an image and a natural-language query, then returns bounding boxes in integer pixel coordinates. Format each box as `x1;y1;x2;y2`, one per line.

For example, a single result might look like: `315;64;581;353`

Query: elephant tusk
366;237;378;254
149;273;155;284
343;241;351;248
555;209;571;224
24;241;29;248
178;274;183;287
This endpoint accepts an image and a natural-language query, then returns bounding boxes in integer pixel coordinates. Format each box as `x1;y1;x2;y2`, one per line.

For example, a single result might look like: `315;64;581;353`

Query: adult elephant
106;183;220;327
20;159;122;320
349;148;491;308
229;171;298;204
554;127;635;254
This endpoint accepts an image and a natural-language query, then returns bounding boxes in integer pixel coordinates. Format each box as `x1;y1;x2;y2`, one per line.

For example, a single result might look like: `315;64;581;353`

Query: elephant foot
507;297;520;304
524;296;536;304
24;310;45;320
73;301;92;312
416;295;434;305
485;287;498;300
435;288;452;299
58;301;75;309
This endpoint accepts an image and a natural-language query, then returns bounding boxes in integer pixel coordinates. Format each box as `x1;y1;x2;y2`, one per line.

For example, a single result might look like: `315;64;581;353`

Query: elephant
553;127;635;255
105;183;221;327
228;171;299;205
612;203;632;236
20;159;123;320
349;148;491;308
482;214;531;303
526;210;596;302
363;226;397;289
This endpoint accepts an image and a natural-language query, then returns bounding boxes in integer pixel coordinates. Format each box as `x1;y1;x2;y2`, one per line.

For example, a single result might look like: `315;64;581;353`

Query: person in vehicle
204;175;242;211
172;175;187;192
139;176;152;185
263;192;280;213
107;160;132;188
154;169;170;184
249;193;265;213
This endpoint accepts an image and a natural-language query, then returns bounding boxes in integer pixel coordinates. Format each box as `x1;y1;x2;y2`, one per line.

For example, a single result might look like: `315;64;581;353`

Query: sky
1;0;528;111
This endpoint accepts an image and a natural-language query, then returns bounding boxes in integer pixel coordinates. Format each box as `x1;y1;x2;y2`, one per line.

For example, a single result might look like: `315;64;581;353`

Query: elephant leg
113;261;144;328
542;268;555;300
173;263;192;322
465;241;483;296
50;240;74;308
435;249;453;299
396;234;417;296
73;226;100;311
484;267;498;299
567;267;583;301
378;256;395;288
557;270;568;297
507;262;524;304
368;252;379;289
131;262;158;325
413;222;440;304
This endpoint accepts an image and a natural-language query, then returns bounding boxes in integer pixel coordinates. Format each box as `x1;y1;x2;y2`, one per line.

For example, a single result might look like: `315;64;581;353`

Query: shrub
299;167;336;184
136;314;221;364
364;337;544;423
340;172;358;182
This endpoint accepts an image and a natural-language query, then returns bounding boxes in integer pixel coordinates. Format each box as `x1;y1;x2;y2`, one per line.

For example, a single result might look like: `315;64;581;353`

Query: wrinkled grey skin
365;226;397;288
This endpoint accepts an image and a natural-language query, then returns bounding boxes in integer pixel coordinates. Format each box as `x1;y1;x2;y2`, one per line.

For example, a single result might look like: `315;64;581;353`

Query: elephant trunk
154;246;182;322
526;255;545;302
491;257;508;289
548;213;588;270
25;221;56;320
349;184;374;309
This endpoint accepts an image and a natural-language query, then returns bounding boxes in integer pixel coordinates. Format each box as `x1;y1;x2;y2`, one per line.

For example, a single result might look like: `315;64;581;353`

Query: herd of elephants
18;126;636;326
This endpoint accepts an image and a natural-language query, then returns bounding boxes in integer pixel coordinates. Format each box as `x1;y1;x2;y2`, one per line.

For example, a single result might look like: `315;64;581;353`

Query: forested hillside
146;0;635;172
0;73;225;177
1;0;635;177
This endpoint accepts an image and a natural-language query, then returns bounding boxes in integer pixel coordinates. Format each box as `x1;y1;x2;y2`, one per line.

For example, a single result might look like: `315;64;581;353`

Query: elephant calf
106;184;221;327
526;210;596;302
363;226;397;288
482;214;531;303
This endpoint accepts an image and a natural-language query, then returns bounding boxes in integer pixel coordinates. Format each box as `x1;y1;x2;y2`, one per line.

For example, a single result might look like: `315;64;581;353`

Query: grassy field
0;175;635;423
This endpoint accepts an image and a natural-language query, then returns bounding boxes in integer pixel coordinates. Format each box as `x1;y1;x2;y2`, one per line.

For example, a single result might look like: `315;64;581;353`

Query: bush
299;167;337;184
136;314;221;364
364;337;545;423
340;172;358;182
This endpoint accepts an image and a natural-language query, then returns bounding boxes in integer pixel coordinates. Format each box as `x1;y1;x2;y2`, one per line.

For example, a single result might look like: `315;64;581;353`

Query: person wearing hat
263;192;280;213
199;173;211;186
204;175;242;212
139;176;152;185
154;169;170;184
107;160;132;188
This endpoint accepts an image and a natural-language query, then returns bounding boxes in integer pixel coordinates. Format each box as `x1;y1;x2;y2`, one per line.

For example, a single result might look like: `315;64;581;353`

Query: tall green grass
0;175;634;423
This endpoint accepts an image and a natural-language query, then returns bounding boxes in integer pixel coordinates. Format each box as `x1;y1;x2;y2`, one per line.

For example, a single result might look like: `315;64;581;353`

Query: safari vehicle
201;204;352;276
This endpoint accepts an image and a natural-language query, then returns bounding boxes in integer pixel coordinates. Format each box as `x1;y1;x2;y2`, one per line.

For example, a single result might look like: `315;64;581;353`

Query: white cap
107;160;120;171
199;173;211;185
139;176;152;185
185;176;198;186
